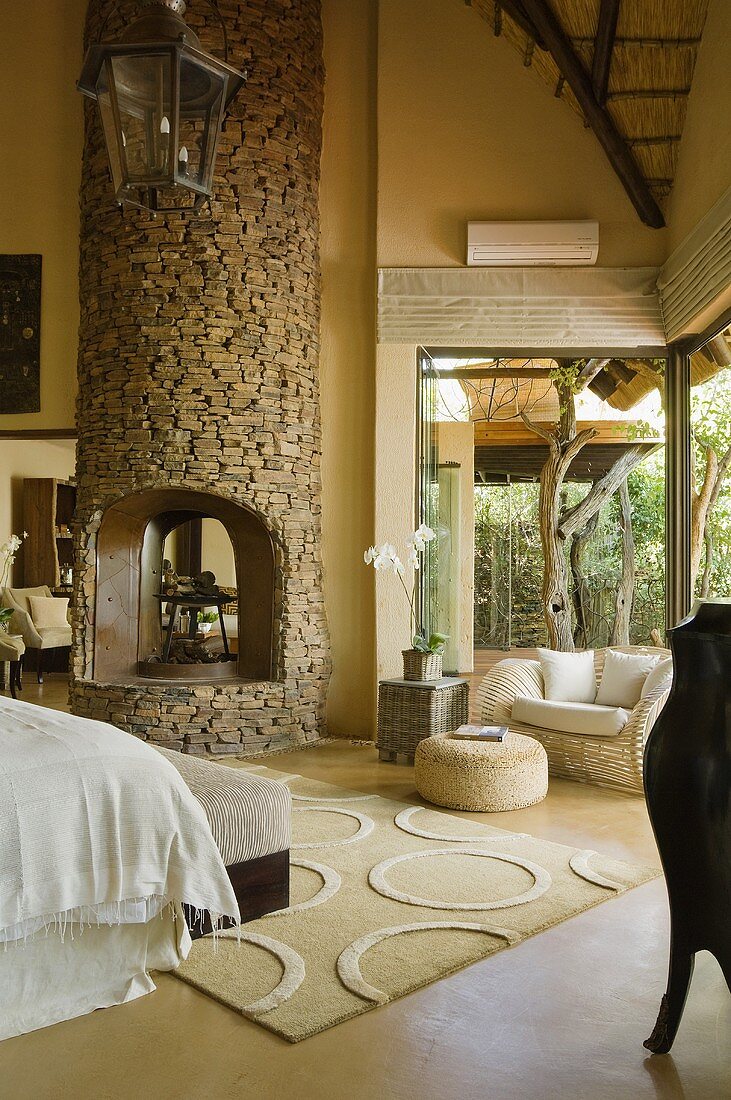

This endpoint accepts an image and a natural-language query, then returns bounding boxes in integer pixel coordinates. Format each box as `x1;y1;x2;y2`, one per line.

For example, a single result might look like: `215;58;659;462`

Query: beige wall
320;0;378;736
0;440;76;584
374;344;417;683
666;0;731;253
377;0;668;269
0;0;84;431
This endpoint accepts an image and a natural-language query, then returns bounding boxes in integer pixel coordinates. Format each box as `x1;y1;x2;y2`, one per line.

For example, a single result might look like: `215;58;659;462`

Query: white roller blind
377;267;664;347
658;186;731;340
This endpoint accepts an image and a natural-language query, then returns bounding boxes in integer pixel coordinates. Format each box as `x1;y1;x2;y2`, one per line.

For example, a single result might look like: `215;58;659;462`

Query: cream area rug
172;766;660;1042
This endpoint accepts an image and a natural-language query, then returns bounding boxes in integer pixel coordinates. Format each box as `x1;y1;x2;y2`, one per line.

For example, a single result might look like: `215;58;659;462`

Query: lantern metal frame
77;0;246;213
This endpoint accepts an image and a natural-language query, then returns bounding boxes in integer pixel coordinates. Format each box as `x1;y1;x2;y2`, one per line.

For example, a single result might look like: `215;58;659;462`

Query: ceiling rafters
592;0;620;106
465;0;549;50
572;36;702;48
469;0;710;226
518;0;665;228
496;0;546;49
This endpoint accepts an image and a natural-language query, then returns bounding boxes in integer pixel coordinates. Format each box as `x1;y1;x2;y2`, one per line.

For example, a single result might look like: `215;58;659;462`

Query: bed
154;746;291;934
0;697;241;1041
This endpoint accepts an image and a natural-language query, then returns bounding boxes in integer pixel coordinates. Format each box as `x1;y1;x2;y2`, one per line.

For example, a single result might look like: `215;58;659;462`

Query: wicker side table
377;677;469;764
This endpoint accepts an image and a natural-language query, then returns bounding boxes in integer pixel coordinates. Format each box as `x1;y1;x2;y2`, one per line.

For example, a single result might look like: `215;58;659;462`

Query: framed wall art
0;254;41;413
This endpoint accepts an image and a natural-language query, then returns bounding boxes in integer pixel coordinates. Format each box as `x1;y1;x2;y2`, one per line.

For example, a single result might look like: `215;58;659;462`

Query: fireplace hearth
93;488;274;684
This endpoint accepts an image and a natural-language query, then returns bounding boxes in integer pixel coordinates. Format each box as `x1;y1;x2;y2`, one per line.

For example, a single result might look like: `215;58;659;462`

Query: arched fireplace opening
93;489;275;683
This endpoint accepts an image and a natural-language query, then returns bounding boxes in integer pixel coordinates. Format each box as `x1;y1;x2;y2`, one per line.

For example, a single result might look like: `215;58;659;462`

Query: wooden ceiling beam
519;0;666;228
607;88;691;100
497;1;548;50
572;36;702;48
705;334;731;368
627;135;682;146
592;0;620;106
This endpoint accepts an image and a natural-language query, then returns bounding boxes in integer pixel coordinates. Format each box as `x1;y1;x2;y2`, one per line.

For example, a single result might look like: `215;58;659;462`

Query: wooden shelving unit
22;478;77;589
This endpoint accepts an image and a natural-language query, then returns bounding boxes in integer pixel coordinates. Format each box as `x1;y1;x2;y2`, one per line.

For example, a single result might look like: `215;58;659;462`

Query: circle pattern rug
172;766;660;1043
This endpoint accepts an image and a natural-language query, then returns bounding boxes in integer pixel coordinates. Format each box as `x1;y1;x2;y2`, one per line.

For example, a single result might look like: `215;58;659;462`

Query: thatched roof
468;0;710;224
437;329;731;416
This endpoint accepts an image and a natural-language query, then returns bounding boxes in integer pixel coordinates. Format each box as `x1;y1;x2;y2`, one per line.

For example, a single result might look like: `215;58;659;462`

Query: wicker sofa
476;646;670;795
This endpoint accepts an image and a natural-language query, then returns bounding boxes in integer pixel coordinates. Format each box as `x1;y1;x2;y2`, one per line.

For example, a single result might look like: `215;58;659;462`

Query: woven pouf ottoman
415;732;548;812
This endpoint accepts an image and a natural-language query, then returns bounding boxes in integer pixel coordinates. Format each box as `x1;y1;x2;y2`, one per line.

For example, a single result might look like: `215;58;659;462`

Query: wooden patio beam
592;0;620;105
520;0;666;228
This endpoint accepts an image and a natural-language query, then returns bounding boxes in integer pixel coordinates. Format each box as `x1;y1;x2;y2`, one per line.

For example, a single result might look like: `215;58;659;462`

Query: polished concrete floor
1;677;730;1099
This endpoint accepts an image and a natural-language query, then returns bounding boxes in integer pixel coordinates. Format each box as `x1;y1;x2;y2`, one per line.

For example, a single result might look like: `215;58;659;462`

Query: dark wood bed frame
185;849;290;939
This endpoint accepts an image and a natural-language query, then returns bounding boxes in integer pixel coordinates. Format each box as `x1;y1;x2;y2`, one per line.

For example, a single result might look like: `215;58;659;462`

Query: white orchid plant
364;524;449;655
0;532;27;629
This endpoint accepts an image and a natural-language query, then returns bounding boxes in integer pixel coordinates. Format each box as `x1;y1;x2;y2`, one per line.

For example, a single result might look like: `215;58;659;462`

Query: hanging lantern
77;0;246;212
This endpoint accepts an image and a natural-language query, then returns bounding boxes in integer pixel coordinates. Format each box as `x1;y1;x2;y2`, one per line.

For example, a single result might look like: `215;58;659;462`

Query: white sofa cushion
512;695;630;738
641;656;673;698
537;648;596;703
595;650;660;708
29;595;69;630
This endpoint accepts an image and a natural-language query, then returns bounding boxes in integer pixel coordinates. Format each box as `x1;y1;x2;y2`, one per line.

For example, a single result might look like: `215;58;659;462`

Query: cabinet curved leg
644;945;695;1054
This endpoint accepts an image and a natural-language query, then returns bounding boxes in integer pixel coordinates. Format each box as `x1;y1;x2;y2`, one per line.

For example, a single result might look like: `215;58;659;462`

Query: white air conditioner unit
467;220;599;266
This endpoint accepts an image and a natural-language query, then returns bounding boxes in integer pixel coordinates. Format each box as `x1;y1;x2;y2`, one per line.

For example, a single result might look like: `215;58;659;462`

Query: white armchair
476;646;671;795
1;586;72;683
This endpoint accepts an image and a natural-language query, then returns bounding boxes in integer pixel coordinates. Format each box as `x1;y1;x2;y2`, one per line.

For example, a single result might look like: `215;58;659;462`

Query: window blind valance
377;267;664;348
658;186;731;341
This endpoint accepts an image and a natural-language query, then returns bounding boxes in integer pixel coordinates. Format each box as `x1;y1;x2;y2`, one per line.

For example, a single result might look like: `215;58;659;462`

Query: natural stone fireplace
70;0;330;754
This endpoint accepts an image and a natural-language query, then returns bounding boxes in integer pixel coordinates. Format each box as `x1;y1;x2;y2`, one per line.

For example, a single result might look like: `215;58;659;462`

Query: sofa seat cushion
37;626;72;649
0;635;25;661
512;695;630;738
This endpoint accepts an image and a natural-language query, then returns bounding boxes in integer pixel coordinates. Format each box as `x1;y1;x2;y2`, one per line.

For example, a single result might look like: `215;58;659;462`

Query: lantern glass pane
175;55;226;192
95;62;124;193
110;53;173;183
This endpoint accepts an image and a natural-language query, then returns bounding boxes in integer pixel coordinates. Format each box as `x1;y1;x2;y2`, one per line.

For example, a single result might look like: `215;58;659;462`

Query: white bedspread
0;697;240;940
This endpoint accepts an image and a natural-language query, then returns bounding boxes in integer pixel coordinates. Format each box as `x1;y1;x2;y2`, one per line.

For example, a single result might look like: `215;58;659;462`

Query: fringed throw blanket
0;697;239;944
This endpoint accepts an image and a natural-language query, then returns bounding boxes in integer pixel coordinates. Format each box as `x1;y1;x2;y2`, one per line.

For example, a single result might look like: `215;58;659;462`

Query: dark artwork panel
0;254;41;413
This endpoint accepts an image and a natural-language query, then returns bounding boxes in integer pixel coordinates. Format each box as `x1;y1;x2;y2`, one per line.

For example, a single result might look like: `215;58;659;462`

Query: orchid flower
0;531;27;592
410;523;436;552
363;525;447;651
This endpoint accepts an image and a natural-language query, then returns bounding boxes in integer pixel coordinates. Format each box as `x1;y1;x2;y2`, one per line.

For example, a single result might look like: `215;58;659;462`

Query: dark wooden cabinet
22;478;76;589
643;600;731;1053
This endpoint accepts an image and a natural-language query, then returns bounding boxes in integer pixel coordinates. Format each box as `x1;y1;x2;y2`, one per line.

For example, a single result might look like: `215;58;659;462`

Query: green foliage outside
473;366;731;649
692;367;731;596
473;462;666;650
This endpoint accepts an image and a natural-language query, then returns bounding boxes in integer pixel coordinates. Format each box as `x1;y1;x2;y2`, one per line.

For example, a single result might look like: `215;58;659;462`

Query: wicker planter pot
402;649;443;682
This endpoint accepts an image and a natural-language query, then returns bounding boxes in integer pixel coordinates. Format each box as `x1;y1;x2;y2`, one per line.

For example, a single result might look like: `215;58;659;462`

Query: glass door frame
415;347;438;643
415;342;669;644
666;305;731;627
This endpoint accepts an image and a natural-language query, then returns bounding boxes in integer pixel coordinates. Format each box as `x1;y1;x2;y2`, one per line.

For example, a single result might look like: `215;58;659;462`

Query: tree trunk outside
690;441;731;597
610;477;635;645
570;512;600;648
538;449;576;651
700;528;713;598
